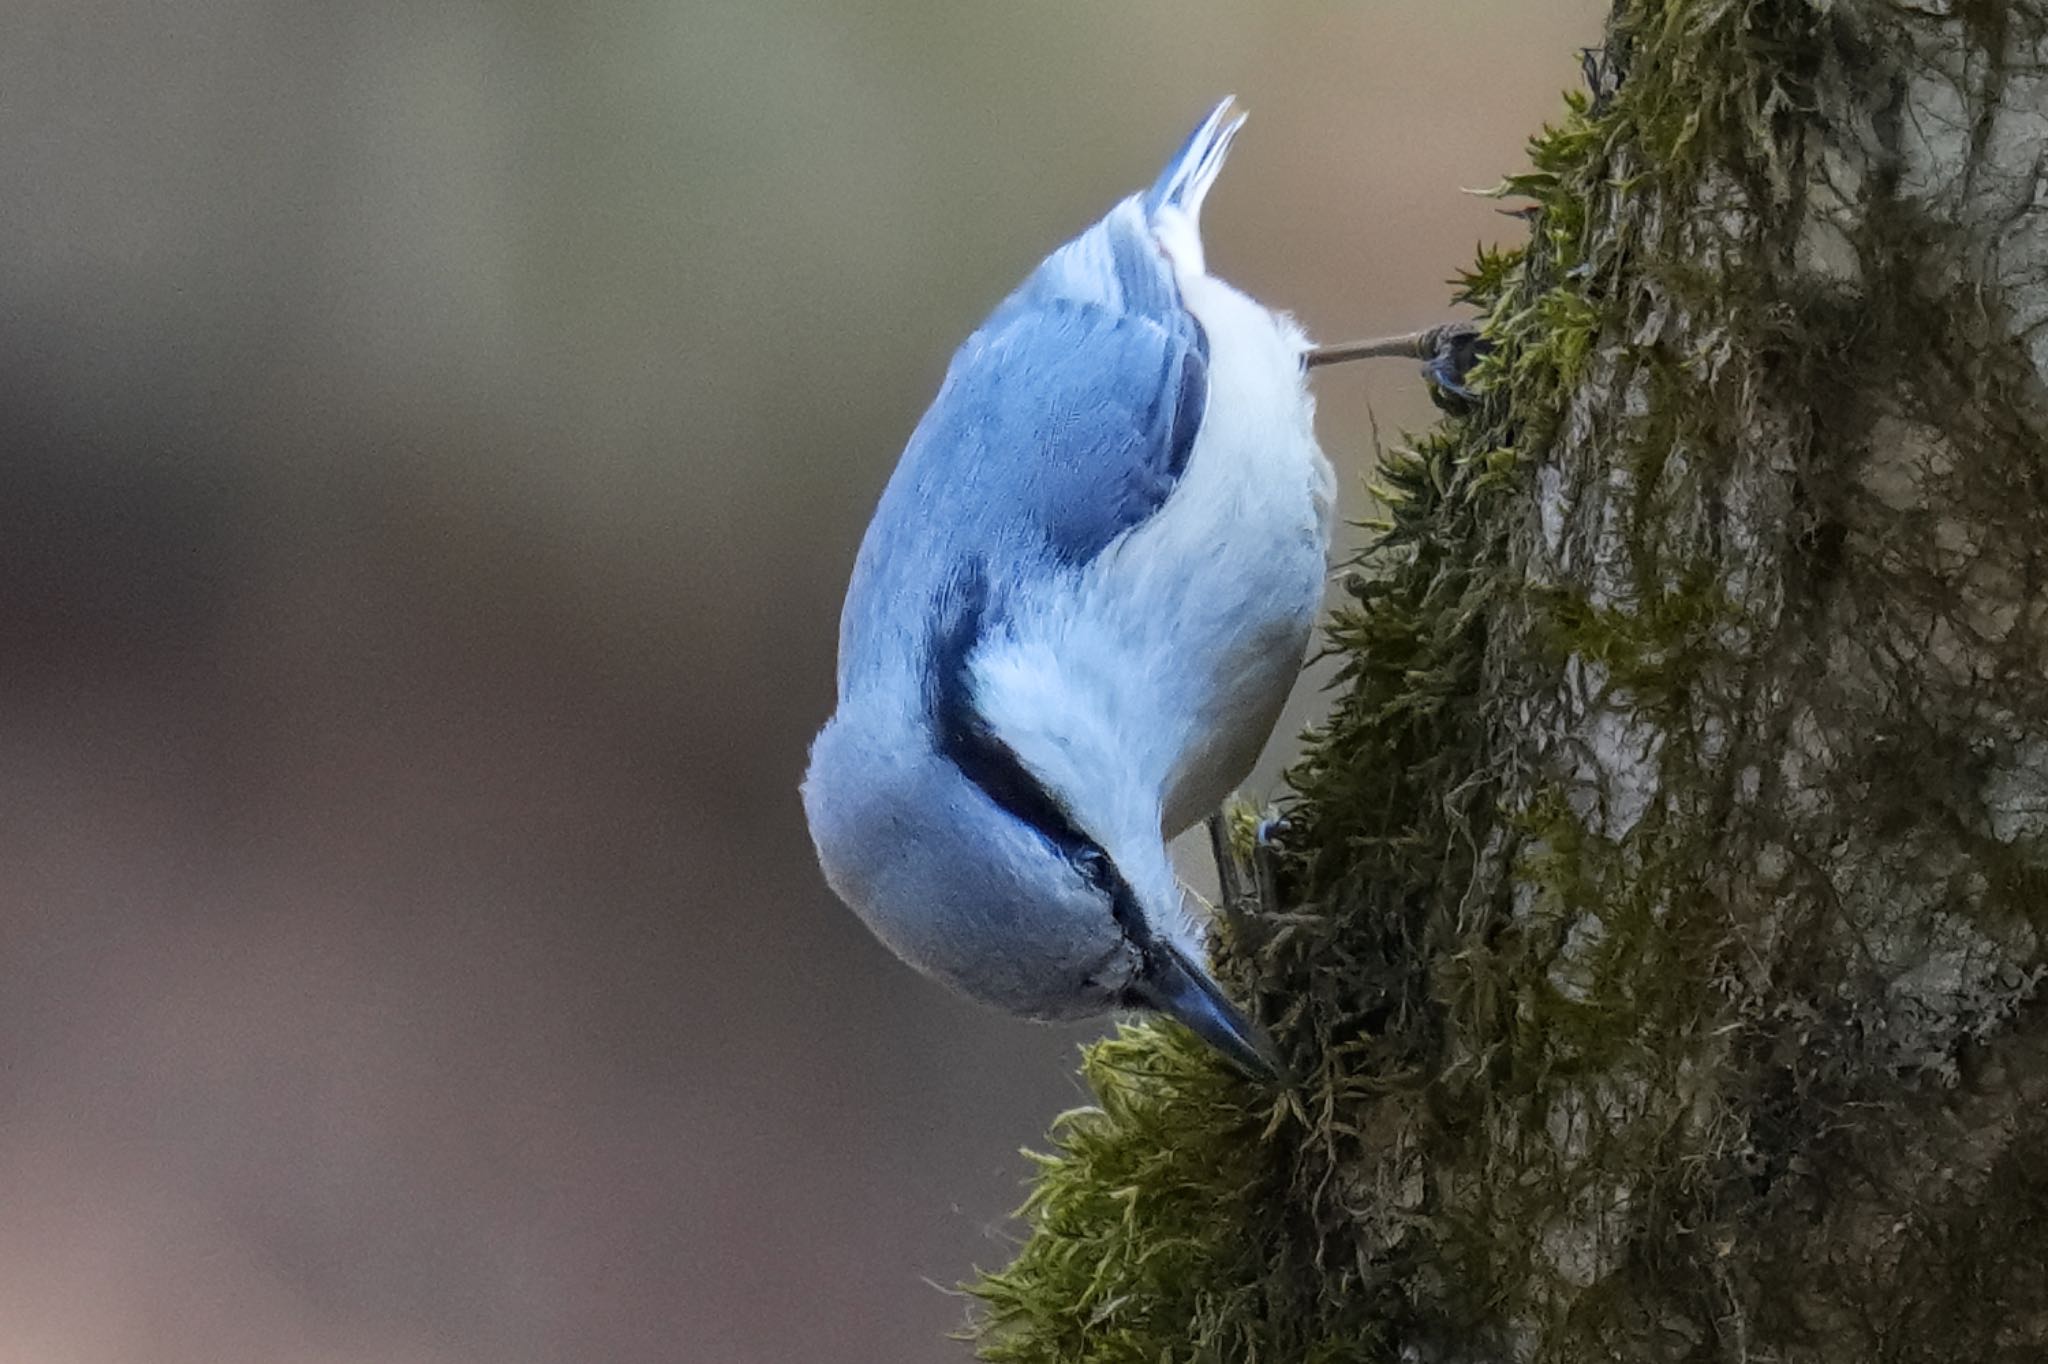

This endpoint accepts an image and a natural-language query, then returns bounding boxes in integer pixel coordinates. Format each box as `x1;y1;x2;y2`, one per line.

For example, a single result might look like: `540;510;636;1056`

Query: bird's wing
947;297;1207;566
835;209;1206;683
836;101;1247;691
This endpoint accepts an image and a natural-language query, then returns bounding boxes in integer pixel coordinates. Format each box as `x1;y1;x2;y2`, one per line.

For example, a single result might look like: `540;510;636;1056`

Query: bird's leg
1251;815;1288;920
1305;321;1492;406
1303;330;1436;368
1208;808;1292;923
1205;810;1254;927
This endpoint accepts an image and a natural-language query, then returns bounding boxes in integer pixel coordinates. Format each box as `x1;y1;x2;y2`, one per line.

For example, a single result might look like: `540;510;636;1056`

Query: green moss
1530;576;1734;713
973;1027;1394;1364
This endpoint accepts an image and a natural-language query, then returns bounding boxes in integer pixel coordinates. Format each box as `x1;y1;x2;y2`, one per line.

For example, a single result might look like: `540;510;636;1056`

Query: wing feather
836;101;1244;694
837;276;1206;685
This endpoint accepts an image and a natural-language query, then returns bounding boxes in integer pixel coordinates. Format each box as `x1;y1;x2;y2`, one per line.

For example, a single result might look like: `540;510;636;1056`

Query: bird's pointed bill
1135;940;1283;1081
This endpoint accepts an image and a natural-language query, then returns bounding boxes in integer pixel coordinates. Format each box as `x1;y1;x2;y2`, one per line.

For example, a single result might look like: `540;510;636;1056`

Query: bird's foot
1417;322;1491;410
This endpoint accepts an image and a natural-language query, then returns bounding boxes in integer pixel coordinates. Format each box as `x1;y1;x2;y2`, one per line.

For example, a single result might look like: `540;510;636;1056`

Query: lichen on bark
971;3;2048;1361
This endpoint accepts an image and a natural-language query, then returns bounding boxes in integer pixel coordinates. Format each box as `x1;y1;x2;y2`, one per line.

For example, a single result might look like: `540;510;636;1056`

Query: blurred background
0;3;1602;1361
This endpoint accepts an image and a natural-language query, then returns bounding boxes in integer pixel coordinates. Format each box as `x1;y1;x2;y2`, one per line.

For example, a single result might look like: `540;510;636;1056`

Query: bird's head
802;670;1281;1080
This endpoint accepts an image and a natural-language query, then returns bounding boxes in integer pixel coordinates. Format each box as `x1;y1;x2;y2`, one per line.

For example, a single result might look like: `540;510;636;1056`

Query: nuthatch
802;99;1343;1078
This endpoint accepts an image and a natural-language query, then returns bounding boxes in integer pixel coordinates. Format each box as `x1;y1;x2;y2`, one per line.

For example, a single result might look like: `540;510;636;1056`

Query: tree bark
973;3;2048;1361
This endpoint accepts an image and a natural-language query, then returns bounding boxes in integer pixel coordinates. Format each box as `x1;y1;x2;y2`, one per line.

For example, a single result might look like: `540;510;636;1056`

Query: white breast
974;270;1334;857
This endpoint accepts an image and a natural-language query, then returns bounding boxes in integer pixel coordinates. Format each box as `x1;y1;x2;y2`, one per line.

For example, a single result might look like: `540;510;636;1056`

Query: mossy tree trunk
974;3;2048;1361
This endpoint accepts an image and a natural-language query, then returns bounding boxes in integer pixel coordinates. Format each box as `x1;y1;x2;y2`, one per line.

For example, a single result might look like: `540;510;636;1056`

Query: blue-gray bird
801;99;1333;1077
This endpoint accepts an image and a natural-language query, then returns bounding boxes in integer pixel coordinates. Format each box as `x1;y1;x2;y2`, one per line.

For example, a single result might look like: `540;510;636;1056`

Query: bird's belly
969;281;1333;851
1157;602;1316;832
1097;289;1334;834
1148;510;1325;834
1082;412;1331;834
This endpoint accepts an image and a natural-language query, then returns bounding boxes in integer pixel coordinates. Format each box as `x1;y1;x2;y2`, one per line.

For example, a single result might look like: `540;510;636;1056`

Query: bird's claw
1417;322;1492;409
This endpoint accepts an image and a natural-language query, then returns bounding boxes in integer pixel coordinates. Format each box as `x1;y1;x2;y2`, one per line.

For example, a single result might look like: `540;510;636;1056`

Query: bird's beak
1134;940;1285;1082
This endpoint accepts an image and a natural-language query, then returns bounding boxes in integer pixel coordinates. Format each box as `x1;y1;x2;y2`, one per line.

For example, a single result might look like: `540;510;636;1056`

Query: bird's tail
1143;97;1246;225
1002;97;1244;315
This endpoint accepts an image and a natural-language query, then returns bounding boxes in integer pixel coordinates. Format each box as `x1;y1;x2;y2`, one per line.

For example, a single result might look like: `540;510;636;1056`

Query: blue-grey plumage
802;98;1333;1078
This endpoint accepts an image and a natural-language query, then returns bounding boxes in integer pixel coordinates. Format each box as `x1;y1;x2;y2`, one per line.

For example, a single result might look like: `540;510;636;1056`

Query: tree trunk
973;3;2048;1361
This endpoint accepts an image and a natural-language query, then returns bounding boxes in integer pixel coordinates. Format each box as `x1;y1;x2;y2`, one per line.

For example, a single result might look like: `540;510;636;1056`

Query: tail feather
1000;97;1245;318
1144;97;1246;224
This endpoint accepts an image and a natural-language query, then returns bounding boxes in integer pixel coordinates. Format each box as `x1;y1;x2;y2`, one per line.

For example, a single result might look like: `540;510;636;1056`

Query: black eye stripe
923;563;1155;952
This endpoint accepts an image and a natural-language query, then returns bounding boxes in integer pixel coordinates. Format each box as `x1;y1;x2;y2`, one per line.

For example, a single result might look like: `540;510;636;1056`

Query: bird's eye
1069;844;1113;890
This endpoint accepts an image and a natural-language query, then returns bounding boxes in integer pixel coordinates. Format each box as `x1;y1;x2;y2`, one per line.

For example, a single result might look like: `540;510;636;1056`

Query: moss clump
974;1028;1393;1364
